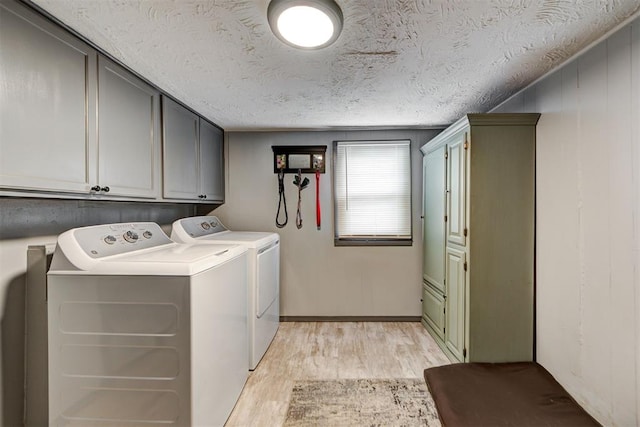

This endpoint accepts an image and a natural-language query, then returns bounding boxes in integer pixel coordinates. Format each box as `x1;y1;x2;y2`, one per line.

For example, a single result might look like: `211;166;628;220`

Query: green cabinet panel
421;113;539;363
422;282;445;340
446;131;467;247
422;146;446;292
445;246;465;362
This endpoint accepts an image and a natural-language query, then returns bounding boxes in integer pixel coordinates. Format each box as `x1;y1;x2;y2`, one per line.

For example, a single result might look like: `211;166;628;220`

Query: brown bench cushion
424;362;600;427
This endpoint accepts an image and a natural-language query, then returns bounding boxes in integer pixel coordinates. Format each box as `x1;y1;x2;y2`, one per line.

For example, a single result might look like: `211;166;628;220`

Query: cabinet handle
101;186;110;193
90;185;101;192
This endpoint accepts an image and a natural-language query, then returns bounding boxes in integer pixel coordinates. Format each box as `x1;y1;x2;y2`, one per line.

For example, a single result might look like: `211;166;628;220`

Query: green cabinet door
422;146;446;292
446;131;467;247
445;246;466;362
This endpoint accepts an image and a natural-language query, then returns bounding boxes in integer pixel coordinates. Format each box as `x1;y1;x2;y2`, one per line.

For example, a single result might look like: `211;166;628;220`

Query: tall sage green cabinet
421;113;539;363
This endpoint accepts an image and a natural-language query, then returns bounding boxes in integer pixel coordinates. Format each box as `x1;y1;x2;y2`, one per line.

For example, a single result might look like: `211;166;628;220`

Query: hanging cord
315;170;321;230
275;169;288;228
293;169;309;229
296;169;303;229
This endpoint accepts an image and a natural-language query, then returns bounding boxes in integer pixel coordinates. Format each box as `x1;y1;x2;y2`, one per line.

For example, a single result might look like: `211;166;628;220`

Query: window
333;140;412;246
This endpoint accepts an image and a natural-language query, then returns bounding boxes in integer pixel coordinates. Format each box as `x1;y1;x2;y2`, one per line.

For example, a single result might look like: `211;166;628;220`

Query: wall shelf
272;145;326;174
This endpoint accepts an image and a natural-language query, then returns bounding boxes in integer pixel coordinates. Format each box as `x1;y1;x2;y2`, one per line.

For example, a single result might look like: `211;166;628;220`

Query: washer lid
49;222;247;276
191;231;279;249
93;242;245;275
172;216;279;248
117;242;240;263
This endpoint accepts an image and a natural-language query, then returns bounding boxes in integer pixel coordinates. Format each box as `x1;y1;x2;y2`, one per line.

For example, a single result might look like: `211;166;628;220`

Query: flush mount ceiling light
268;0;343;49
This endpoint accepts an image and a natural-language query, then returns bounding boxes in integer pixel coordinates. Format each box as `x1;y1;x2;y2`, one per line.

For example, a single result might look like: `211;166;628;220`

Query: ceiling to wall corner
31;0;640;130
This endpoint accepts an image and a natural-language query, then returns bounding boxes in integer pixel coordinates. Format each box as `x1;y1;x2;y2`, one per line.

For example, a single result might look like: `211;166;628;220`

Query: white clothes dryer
171;216;279;370
47;222;248;426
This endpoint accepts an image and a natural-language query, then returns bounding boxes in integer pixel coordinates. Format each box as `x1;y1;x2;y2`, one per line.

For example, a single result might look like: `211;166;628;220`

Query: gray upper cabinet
162;97;200;200
0;0;97;194
1;0;223;204
97;56;160;199
162;96;224;202
199;119;224;202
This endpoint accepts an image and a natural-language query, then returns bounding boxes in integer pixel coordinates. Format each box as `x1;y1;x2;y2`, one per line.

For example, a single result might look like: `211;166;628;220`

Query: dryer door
256;242;279;318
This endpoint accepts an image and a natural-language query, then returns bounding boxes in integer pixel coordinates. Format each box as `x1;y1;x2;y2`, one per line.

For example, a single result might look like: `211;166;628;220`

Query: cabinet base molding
421;318;460;363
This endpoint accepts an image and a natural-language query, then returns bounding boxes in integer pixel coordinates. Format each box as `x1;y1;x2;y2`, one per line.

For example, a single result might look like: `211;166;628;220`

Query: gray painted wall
212;129;440;317
4;15;637;427
0;198;196;426
492;17;640;426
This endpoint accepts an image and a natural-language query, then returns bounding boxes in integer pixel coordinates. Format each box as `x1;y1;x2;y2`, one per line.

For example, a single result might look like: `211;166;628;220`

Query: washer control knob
142;231;153;239
123;230;139;243
104;235;117;245
201;222;211;230
210;220;218;228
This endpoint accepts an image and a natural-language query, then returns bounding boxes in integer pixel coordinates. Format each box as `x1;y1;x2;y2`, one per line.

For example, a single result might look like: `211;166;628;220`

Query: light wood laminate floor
226;322;451;426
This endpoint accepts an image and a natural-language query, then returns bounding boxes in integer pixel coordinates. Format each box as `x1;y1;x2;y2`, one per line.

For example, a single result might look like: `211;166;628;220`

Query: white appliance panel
47;275;190;426
47;222;248;426
191;258;247;426
171;216;280;370
256;242;279;318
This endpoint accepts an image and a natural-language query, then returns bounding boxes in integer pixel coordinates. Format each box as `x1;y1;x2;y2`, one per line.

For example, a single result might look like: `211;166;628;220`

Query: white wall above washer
30;0;640;130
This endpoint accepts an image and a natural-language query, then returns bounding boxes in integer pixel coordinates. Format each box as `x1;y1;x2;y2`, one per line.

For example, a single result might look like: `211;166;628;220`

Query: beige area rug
283;378;441;427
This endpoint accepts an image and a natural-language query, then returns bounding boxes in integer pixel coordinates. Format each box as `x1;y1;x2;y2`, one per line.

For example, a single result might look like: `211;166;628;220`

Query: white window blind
334;140;411;243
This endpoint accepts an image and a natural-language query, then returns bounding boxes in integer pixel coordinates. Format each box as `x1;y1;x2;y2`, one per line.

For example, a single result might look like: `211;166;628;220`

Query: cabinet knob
202;194;207;199
101;186;110;193
90;185;101;192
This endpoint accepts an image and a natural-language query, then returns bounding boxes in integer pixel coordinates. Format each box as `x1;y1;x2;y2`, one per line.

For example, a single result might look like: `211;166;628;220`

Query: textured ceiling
31;0;640;130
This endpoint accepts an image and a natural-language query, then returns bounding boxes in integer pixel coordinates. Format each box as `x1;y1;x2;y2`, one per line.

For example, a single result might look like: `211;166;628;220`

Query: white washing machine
171;216;279;370
47;222;248;426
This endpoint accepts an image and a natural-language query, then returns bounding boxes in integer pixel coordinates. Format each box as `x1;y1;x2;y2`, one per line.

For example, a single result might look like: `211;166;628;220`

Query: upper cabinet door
422;146;446;292
162;96;199;200
98;56;160;198
446;131;467;247
198;119;224;202
0;1;97;193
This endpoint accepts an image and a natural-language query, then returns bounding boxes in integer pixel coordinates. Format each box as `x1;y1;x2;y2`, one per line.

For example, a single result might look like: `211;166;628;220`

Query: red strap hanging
315;170;321;230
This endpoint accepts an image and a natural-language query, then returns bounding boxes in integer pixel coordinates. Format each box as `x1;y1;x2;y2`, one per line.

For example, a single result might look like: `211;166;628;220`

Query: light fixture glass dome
268;0;343;49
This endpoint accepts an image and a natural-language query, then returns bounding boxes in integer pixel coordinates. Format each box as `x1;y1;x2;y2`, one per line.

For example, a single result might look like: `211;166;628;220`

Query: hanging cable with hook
275;168;288;228
296;169;303;229
293;168;309;229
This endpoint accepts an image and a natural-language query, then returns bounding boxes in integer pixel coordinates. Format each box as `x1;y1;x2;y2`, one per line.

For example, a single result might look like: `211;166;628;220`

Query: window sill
334;238;413;247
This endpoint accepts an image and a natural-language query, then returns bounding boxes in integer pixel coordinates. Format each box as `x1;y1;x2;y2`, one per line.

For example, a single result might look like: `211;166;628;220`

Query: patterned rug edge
283;378;441;427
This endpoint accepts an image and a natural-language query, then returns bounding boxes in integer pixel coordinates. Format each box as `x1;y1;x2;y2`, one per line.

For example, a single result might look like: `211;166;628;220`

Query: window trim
334;237;413;247
332;139;413;247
